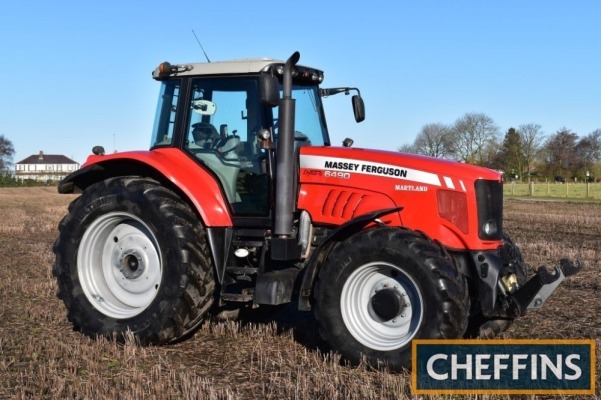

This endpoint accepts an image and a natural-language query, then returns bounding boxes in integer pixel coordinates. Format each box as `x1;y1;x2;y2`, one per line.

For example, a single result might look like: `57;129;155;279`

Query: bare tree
450;113;500;165
582;129;601;161
542;127;578;178
517;123;545;182
0;135;15;172
398;143;418;154
574;129;601;178
413;123;454;158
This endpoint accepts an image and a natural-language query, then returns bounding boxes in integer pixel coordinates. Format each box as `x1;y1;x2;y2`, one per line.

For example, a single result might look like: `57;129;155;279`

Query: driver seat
192;122;220;149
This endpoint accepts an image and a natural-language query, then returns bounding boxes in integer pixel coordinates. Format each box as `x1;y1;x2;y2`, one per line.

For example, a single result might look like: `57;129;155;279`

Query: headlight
475;179;503;240
482;220;498;236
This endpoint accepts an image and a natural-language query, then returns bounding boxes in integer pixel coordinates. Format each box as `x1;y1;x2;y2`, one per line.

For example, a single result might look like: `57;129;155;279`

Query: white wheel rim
341;262;423;351
77;212;162;319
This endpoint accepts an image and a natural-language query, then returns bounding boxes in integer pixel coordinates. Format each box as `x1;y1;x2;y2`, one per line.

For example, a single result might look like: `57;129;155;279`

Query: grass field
504;181;601;200
0;187;599;399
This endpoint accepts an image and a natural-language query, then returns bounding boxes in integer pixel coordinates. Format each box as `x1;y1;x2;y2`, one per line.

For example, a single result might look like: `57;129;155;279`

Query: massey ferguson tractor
53;52;580;371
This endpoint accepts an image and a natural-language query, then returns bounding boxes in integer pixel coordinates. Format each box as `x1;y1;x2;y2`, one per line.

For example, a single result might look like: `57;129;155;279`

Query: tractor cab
149;58;348;217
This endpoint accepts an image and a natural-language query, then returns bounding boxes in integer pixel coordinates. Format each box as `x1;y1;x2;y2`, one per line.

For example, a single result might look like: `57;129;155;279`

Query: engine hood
297;146;503;251
299;146;502;184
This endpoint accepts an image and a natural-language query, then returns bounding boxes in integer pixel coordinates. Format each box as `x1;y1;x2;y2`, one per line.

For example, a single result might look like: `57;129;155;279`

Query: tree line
0;134;14;172
0;134;19;186
399;112;601;182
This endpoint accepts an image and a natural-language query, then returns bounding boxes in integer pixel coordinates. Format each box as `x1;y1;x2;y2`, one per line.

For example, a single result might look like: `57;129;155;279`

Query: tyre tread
314;227;469;371
53;177;215;345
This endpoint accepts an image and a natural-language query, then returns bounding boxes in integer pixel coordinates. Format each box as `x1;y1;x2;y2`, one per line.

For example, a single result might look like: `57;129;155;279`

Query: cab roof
152;57;323;81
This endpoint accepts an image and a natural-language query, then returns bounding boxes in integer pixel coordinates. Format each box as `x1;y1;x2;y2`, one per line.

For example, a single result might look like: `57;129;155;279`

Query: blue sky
1;1;600;165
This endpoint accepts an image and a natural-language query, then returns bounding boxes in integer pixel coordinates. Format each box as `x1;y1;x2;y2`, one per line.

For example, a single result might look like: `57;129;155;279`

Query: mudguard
297;207;403;311
58;148;233;227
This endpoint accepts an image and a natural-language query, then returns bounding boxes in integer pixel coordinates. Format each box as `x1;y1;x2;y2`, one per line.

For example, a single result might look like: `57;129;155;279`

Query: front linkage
507;259;582;317
470;238;582;322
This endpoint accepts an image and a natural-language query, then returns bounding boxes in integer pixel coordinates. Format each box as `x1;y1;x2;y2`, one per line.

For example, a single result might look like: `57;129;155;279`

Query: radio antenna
191;29;211;63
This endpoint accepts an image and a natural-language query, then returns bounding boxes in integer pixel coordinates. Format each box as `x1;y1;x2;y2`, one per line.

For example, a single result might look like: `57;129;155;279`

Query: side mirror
260;74;280;107
352;95;365;123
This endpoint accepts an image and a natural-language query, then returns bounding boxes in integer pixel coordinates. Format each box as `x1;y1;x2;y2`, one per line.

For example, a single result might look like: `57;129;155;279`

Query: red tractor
53;52;580;370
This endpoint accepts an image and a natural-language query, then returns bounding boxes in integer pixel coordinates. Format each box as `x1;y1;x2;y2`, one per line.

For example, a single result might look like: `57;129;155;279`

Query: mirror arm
320;87;361;97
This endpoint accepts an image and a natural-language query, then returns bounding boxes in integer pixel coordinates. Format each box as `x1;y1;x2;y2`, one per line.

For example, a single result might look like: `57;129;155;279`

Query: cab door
183;77;270;216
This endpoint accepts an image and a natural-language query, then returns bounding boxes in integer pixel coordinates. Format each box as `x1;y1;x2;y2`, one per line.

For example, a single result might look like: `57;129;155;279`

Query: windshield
272;85;329;147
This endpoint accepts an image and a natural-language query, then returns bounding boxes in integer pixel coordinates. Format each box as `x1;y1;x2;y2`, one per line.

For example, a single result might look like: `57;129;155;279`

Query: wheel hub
371;287;406;321
340;262;423;351
120;250;145;279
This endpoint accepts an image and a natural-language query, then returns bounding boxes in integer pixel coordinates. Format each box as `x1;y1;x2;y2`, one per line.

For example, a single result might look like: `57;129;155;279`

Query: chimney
38;151;44;160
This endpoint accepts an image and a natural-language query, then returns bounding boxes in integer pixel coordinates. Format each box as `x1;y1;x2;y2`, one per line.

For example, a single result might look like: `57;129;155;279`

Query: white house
15;151;80;182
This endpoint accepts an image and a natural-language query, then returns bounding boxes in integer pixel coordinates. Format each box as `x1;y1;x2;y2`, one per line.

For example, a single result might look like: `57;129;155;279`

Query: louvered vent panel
321;189;365;220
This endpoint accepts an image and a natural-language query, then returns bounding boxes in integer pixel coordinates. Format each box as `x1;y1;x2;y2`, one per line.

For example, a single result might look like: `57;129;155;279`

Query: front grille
475;179;503;240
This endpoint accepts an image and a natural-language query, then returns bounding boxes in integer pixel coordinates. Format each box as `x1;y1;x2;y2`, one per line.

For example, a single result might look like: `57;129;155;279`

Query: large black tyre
314;227;469;371
53;177;215;344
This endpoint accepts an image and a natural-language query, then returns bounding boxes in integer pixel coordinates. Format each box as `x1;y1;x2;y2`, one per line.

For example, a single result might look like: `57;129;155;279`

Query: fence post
529;182;534;196
511;181;515;196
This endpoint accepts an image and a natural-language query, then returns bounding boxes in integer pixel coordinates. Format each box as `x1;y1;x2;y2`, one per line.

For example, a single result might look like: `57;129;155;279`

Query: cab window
271;85;329;148
150;80;180;147
184;77;269;216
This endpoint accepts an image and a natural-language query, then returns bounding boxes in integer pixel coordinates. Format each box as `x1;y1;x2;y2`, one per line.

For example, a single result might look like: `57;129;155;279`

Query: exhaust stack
272;51;301;260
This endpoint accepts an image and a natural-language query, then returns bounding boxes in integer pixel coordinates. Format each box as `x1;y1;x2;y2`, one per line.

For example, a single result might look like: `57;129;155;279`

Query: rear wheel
314;227;469;371
53;177;215;344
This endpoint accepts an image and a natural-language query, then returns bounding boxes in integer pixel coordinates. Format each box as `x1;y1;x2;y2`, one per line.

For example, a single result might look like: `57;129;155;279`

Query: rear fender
297;207;403;311
58;149;233;227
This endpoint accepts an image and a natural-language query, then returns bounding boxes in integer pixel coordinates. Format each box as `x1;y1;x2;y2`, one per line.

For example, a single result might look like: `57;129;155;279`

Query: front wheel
53;177;215;344
314;228;469;371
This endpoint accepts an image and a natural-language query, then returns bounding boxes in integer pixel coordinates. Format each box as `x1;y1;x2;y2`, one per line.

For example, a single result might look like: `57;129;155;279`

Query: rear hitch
506;259;582;317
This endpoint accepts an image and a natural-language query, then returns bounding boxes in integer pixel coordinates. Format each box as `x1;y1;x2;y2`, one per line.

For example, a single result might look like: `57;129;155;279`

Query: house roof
16;153;78;165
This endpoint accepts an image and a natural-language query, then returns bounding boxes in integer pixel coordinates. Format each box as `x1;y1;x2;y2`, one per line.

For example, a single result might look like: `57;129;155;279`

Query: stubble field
0;187;599;399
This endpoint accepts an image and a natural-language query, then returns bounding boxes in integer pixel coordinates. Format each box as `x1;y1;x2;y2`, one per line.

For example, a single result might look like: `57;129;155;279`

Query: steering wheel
215;136;240;159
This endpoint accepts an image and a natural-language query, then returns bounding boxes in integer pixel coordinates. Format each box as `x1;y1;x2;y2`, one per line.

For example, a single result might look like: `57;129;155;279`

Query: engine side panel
298;146;502;251
297;185;401;226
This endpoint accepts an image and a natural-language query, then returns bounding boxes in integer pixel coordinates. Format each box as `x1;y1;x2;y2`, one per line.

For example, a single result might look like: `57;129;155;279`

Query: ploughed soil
0;188;599;399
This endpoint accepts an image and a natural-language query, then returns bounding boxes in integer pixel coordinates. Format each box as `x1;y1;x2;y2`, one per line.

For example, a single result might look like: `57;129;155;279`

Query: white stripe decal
300;155;442;186
460;180;466;192
443;176;455;189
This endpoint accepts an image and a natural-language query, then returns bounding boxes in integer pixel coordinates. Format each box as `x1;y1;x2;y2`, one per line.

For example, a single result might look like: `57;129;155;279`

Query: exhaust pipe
272;51;301;260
